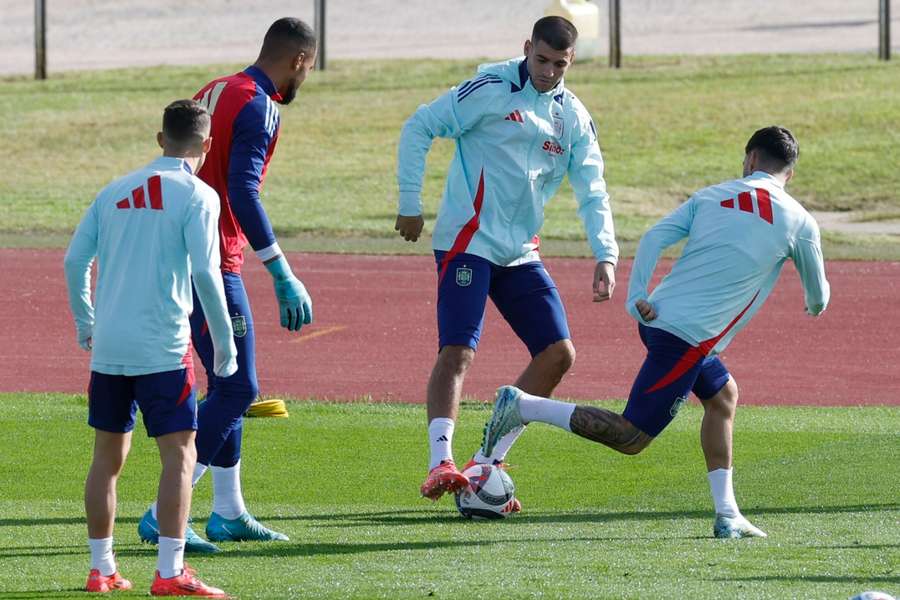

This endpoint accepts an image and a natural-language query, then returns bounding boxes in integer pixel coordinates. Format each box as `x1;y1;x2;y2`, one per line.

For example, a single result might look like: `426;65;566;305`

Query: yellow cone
245;398;289;418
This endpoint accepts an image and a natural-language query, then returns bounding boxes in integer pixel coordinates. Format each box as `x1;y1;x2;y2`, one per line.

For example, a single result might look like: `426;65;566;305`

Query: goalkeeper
138;18;317;552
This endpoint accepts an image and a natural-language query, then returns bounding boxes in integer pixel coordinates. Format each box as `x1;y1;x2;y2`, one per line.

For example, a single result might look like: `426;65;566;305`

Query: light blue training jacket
64;157;236;376
626;171;830;355
398;57;618;267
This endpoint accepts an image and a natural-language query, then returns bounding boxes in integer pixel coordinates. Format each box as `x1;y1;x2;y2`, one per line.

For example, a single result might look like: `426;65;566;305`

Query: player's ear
524;39;532;56
784;167;794;183
202;136;213;154
292;52;306;71
156;131;165;149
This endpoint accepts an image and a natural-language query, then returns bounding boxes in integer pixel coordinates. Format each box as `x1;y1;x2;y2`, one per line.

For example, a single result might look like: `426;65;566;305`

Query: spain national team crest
552;114;564;138
231;315;247;338
670;395;688;418
456;267;473;287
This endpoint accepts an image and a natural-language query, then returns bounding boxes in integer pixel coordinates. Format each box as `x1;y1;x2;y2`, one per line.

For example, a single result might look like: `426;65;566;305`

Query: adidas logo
720;188;774;224
436;435;449;442
504;110;524;123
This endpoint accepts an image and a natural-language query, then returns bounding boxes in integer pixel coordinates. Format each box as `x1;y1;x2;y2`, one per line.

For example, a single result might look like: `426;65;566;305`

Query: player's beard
278;81;299;105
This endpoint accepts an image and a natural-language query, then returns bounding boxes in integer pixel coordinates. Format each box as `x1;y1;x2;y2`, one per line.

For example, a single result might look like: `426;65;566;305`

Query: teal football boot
714;514;768;538
482;386;525;457
137;508;220;553
206;511;289;542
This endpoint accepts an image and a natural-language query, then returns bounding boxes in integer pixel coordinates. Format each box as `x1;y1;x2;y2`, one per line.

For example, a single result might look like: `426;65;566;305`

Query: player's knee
708;378;739;419
620;436;653;455
543;340;576;376
617;422;653;455
436;345;475;376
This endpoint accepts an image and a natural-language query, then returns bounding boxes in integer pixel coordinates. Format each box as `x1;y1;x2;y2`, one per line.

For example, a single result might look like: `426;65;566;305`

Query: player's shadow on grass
712;574;900;585
0;590;86;599
0;516;139;527
301;502;900;528
223;535;612;559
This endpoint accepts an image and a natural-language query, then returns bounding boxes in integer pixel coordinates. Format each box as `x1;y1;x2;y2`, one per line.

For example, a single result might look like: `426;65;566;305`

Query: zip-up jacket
398;57;618;267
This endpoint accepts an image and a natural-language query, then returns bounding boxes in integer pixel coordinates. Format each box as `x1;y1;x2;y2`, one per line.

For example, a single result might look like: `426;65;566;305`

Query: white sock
211;461;247;520
149;501;157;520
428;418;455;470
518;393;575;431
157;536;185;579
192;462;209;486
708;468;741;518
88;537;116;576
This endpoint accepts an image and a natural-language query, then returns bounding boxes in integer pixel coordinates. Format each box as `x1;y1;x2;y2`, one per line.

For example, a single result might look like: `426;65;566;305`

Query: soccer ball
850;593;895;600
454;463;517;519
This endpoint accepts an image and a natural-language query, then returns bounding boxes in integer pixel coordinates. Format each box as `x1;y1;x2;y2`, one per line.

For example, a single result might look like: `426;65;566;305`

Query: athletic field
1;51;898;599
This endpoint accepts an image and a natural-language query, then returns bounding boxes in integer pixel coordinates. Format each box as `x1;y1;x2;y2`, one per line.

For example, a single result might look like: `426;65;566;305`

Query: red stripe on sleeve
737;191;753;213
720;198;734;208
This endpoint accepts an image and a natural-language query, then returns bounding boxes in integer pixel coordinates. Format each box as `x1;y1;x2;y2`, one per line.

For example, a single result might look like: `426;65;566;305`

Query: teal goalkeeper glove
265;256;313;332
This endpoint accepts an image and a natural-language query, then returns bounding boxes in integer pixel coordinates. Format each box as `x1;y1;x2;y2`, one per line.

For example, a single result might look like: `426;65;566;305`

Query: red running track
1;249;897;406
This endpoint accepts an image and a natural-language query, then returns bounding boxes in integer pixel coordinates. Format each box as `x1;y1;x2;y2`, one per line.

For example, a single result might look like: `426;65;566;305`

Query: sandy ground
2;0;898;74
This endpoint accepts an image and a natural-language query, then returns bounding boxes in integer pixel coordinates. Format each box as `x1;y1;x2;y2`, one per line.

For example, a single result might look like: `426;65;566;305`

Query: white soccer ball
454;463;517;519
850;592;896;600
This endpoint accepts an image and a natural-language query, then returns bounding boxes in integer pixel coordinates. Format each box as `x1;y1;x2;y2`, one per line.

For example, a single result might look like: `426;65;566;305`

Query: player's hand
265;256;313;332
213;339;238;378
78;335;92;351
593;261;616;302
77;325;93;351
635;299;657;321
395;214;425;242
273;275;313;332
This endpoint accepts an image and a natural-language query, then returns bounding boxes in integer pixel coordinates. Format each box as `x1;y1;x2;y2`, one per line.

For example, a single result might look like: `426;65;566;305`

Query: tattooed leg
569;406;654;455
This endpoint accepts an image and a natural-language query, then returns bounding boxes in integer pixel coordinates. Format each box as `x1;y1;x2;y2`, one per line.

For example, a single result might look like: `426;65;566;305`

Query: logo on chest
542;140;564;156
552;114;564;137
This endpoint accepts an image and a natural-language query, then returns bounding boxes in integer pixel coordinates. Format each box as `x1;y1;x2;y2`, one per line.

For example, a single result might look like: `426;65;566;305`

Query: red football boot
420;460;469;500
85;569;132;593
150;568;227;597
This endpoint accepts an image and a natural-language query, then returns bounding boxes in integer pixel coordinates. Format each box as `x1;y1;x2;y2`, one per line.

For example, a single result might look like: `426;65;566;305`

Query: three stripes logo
504;110;524;123
720;188;774;224
457;74;502;102
116;175;164;210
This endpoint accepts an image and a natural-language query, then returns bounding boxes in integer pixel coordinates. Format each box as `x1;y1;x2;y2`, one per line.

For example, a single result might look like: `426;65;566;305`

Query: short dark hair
745;126;799;171
532;16;578;51
162;99;209;147
259;17;317;60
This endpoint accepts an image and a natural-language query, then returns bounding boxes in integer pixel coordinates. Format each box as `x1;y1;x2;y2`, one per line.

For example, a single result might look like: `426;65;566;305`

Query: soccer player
395;16;619;501
481;126;830;537
137;17;316;551
64;100;235;596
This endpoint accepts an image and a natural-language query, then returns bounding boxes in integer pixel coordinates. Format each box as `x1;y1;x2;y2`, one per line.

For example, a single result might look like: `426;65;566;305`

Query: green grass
0;393;897;599
1;54;899;258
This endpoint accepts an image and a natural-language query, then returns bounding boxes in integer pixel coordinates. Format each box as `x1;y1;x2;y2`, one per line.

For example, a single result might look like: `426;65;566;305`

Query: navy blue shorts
623;324;731;437
434;251;571;357
87;368;197;437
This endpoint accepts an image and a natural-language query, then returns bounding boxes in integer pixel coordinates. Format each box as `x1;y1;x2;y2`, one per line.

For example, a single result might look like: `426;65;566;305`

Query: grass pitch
0;393;897;599
1;54;899;259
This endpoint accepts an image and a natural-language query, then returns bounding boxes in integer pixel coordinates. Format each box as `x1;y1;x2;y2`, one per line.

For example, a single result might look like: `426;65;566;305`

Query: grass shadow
712;574;900;585
295;502;899;528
